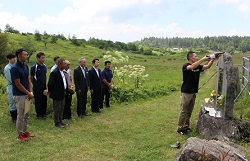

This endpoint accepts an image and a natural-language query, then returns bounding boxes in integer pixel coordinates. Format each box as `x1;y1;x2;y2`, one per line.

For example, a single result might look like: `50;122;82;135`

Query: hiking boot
177;127;192;135
17;134;29;141
177;129;188;135
186;127;192;132
24;132;35;137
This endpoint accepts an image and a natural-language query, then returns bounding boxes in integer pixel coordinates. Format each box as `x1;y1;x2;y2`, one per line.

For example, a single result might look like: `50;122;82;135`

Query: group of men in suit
48;57;113;128
4;49;114;141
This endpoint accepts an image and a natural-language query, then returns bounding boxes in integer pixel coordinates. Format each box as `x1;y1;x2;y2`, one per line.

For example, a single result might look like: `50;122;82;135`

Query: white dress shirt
60;70;67;89
93;67;99;77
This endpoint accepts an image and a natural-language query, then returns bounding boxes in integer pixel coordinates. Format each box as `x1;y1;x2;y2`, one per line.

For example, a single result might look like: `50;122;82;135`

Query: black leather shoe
55;123;65;128
60;122;68;126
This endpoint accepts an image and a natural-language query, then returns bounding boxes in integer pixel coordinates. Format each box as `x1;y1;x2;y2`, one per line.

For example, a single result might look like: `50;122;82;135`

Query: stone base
197;104;250;142
174;137;248;161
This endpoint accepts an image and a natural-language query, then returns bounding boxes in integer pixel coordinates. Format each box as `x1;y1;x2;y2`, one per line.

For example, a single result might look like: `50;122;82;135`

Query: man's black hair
36;52;45;58
57;58;65;65
6;53;16;59
92;58;99;64
187;51;196;61
15;48;26;57
53;56;60;62
104;60;111;65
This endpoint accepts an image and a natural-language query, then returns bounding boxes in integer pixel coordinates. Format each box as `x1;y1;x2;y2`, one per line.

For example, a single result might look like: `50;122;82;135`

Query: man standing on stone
30;52;47;119
74;57;90;117
4;53;17;123
89;58;102;113
48;58;68;128
177;51;220;135
100;60;113;108
63;60;74;120
11;48;35;141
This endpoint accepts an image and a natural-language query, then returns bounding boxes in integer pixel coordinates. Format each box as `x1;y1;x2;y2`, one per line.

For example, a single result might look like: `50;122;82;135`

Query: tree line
137;36;250;53
2;24;250;53
1;24;250;72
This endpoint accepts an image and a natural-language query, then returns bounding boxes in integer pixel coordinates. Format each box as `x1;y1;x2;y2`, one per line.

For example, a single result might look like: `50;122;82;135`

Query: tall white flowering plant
103;51;149;88
103;51;129;69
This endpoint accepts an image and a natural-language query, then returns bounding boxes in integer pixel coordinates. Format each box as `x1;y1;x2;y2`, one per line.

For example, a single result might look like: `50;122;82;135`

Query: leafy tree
4;24;20;34
68;34;71;40
43;30;49;37
143;48;153;55
71;34;81;46
34;29;42;41
0;33;9;72
57;33;66;40
50;34;58;43
21;36;36;63
42;35;49;48
127;43;137;51
238;38;250;53
139;46;144;54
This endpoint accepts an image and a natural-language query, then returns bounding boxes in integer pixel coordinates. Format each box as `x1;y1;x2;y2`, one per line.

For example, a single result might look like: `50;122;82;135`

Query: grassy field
0;34;249;160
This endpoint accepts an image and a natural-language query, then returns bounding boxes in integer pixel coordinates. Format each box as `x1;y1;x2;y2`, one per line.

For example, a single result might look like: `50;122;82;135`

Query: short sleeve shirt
181;63;203;93
101;68;113;88
11;60;29;96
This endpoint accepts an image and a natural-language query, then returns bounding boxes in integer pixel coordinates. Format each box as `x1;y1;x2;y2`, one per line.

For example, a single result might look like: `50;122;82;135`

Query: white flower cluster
103;51;129;64
103;51;148;87
114;64;149;87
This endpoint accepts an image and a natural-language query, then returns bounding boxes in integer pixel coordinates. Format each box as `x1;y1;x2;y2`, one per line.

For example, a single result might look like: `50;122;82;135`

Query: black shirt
11;60;29;96
181;63;203;93
101;68;113;89
30;63;47;88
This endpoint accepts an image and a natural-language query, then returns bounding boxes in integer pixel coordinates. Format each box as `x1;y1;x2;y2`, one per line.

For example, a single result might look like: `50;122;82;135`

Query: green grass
0;34;250;160
0;91;189;161
0;67;249;160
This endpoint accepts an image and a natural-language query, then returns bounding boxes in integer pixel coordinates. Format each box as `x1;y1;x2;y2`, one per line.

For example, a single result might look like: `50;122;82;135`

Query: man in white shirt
88;58;102;113
50;56;60;72
48;58;68;128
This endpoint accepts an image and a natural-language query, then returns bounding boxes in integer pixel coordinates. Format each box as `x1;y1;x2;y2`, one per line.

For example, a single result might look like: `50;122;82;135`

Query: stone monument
197;52;250;141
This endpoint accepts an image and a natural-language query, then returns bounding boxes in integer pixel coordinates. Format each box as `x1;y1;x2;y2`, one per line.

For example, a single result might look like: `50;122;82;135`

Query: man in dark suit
48;58;68;128
89;58;102;113
74;57;90;117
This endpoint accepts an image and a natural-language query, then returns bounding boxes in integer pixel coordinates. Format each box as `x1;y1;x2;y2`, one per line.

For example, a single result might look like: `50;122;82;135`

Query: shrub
110;85;176;103
0;75;7;94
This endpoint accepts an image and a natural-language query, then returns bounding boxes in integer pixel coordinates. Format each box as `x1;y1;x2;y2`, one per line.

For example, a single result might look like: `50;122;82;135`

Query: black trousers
101;88;111;107
53;98;65;124
34;88;47;117
91;88;101;112
63;93;73;119
76;90;87;116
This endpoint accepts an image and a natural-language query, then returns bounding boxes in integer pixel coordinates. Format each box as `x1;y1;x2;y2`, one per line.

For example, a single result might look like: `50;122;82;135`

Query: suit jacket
74;66;89;92
89;67;102;91
48;67;68;101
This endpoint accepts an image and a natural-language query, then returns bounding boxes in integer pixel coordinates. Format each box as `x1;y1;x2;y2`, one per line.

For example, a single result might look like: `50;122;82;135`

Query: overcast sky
0;0;250;42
